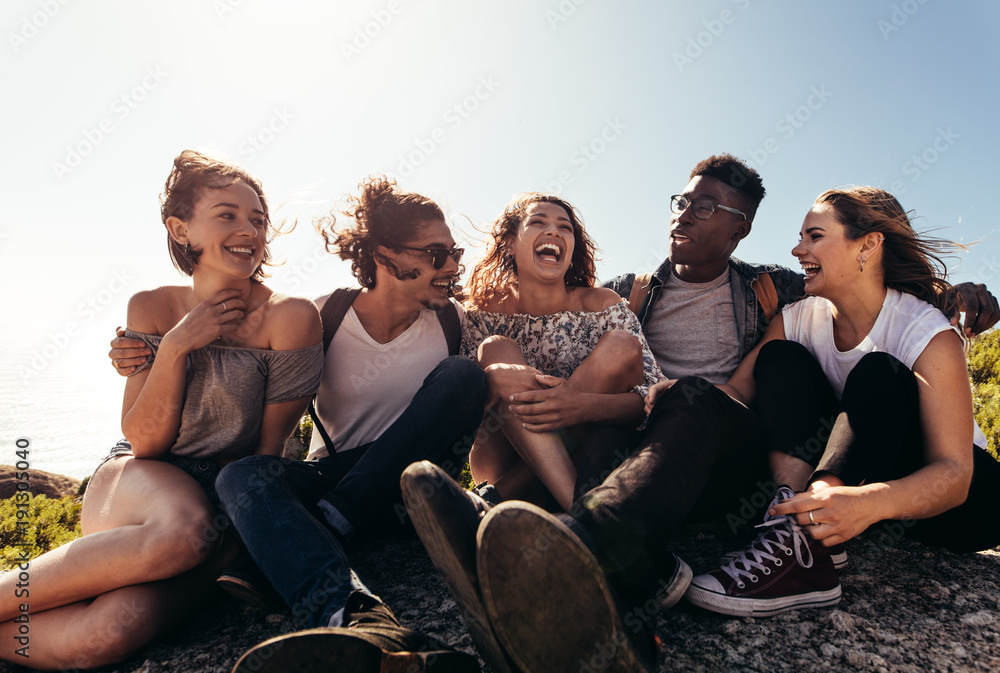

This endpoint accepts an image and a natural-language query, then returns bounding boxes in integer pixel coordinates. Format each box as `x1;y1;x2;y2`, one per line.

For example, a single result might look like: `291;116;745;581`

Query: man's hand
109;326;152;377
951;282;1000;337
508;375;586;432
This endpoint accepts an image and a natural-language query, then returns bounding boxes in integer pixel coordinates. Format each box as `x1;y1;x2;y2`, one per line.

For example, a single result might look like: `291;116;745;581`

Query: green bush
0;495;81;571
969;329;1000;459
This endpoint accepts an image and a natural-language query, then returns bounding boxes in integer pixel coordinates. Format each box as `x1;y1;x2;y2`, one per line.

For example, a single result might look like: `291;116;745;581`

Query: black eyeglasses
670;195;747;221
398;245;464;269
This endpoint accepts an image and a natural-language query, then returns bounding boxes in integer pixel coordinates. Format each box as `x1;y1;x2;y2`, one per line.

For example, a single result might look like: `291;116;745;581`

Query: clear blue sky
2;1;998;474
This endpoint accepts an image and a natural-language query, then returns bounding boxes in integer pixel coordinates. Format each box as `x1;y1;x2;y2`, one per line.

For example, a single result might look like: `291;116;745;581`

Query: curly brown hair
316;175;446;289
160;150;274;281
465;193;598;309
816;186;961;315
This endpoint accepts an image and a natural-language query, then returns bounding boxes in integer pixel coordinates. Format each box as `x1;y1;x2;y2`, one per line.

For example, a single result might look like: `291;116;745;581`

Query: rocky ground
3;519;998;673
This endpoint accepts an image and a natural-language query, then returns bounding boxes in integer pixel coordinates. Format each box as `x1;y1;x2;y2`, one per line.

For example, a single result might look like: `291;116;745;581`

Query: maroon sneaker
687;486;841;617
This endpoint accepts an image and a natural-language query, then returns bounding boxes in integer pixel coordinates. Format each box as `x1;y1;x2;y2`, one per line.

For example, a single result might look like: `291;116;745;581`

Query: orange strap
752;272;779;321
627;273;654;315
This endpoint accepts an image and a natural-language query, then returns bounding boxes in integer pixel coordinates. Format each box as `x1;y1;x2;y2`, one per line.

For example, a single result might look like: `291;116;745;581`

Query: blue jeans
215;356;486;627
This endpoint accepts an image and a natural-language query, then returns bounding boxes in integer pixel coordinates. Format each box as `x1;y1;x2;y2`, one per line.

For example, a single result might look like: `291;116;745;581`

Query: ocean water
1;323;126;481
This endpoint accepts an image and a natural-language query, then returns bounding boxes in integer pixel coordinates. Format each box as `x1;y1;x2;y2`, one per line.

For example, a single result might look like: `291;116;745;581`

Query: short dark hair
690;154;766;222
161;149;273;281
316;175;446;289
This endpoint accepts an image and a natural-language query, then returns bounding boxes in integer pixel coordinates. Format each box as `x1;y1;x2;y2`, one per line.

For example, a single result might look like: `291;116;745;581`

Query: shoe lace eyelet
750;575;758;583
762;567;771;575
736;582;745;589
784;548;793;555
774;559;782;567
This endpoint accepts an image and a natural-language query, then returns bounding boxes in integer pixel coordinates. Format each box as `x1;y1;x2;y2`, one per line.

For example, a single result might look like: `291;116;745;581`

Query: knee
754;340;811;374
426;356;487;411
139;504;219;577
477;335;521;365
596;330;643;381
844;352;915;401
217;455;285;511
650;376;715;413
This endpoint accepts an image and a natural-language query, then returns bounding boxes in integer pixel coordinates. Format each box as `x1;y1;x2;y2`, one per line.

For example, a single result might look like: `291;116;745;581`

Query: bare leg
0;456;218;621
0;538;237;670
475;336;577;510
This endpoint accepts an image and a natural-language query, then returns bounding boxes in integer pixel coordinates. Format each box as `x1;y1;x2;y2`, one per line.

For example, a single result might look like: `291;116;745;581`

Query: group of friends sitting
3;150;999;673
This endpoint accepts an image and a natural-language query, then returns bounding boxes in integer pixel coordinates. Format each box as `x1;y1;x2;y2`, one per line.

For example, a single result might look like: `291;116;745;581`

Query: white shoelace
722;488;814;588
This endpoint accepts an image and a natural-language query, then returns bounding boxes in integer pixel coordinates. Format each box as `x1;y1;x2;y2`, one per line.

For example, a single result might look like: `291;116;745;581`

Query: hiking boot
230;591;479;673
401;461;514;673
478;502;656;673
686;486;841;618
217;554;286;613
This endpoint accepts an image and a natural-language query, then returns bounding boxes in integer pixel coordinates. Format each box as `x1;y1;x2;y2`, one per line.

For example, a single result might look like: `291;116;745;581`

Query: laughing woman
462;193;664;511
672;186;1000;617
0;151;323;669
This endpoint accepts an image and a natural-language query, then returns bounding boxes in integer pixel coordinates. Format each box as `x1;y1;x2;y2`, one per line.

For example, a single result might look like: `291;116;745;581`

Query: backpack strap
309;288;360;455
627;273;654;316
436;300;462;356
319;288;361;353
752;272;779;322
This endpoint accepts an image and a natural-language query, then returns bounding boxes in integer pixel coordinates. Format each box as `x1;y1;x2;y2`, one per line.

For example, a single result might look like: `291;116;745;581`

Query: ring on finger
222;302;228;312
113;359;120;369
808;510;816;526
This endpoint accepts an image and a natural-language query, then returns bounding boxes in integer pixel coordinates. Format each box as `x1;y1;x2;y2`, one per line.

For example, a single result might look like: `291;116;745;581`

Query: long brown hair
465;193;598;310
816;186;961;315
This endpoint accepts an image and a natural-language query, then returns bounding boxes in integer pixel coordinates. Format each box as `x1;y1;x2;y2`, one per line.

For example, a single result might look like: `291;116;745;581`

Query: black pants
570;376;770;598
754;340;1000;553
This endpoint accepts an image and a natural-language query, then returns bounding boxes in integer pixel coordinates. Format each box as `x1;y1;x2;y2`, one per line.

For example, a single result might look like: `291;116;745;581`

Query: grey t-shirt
126;329;323;460
642;269;741;384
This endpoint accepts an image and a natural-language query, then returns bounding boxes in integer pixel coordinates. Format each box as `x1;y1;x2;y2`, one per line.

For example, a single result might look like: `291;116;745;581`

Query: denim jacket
605;256;805;361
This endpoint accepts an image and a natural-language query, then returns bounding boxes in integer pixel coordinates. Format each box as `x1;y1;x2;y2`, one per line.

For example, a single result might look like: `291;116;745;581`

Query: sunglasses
398;245;464;270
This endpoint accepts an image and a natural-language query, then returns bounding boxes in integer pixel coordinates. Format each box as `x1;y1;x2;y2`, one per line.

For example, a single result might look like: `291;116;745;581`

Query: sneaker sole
686;583;842;618
401;462;515;673
230;629;479;673
478;502;651;673
660;555;694;610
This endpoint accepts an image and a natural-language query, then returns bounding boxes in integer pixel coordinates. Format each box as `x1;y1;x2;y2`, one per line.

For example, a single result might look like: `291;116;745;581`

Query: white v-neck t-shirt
308;300;464;458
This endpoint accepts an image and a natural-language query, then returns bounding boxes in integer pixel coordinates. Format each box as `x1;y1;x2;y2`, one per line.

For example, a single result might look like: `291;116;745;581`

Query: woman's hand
508;374;583;432
161;289;246;354
644;379;676;415
770;481;886;546
109;326;152;376
483;362;543;409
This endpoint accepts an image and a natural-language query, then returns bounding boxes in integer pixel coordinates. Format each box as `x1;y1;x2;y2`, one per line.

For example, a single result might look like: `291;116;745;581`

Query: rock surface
3;521;998;673
0;466;80;500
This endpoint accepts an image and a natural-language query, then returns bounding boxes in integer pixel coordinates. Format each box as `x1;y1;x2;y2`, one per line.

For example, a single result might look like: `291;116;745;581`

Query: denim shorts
97;439;223;509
